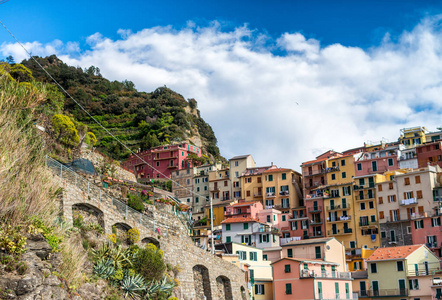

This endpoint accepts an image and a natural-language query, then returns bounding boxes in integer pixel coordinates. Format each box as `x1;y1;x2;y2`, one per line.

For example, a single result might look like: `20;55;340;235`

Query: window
224;180;228;186
380;211;384;219
369;201;374;209
318;282;322;298
405;191;414;199
245;177;252;183
268;175;273;182
287;248;293;258
391;230;396;242
397;261;404;271
370;263;377;273
304;263;309;270
357;163;362;171
197;187;200;192
255;284;265;295
342;172;347;179
360;202;366;210
244;223;249;230
378;184;383;192
263;254;268;261
284;264;291;273
156;161;160;167
249;252;258;261
315;246;321;259
388;158;394;166
282;215;286;222
415;176;421;184
359;191;364;200
388;195;396;203
381;231;386;238
409;278;419;290
235;171;239;178
226;236;231;242
267;215;271;222
246;190;251;197
282;173;287;180
372;161;377;172
331;174;336;180
343;186;351;196
389;182;394;190
405;177;410;185
417;190;423;199
341;159;346;166
415;220;424;229
226;224;231;231
234;161;239;167
285;283;292;295
195;197;199;203
335;282;340;296
432;217;441;227
371;215;376;222
379;196;383;204
236;251;247;260
349;241;356;248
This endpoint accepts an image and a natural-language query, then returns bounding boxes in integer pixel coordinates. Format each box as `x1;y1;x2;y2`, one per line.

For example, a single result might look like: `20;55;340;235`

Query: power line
0;19;212;205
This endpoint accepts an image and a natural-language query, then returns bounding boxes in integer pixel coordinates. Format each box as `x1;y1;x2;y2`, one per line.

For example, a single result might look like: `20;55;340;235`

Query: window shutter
397;209;401;221
379;197;383;204
418;206;424;215
255;284;258;294
262;284;265;295
259;234;262;243
267;234;269;242
403;192;406;199
410;191;414;198
417;190;423;199
390;210;393;221
241;235;244;243
380;211;384;219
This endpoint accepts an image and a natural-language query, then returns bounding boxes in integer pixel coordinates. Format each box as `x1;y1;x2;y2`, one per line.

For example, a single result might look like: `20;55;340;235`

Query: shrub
133;244;166;282
127;228;140;245
73;214;84;229
0;225;27;255
16;262;28;275
127;194;144;212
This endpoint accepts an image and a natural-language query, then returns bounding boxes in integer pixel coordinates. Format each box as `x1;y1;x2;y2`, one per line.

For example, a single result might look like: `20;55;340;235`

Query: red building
411;214;442;258
416;141;442;168
354;144;399;177
122;143;201;180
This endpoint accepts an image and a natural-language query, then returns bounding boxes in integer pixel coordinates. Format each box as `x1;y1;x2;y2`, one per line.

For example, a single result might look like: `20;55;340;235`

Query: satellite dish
326;245;330;250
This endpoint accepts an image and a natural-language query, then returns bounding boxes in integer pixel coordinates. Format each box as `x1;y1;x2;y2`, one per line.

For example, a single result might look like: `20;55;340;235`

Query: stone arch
240;286;247;300
72;203;105;229
112;222;132;245
141;237;160;248
216;275;233;300
193;264;212;300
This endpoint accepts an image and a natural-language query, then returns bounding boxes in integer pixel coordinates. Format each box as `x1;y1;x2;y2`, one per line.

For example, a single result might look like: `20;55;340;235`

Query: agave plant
109;245;133;269
91;242;112;262
93;258;116;279
121;274;146;299
144;275;176;298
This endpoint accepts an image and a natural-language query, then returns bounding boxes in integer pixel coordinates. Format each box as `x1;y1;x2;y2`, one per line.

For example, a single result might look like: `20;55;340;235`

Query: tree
184;153;205;167
6;55;14;64
141;133;160;150
51;114;80;146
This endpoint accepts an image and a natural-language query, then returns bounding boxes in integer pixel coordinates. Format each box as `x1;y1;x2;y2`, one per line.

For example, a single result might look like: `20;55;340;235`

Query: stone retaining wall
56;167;249;300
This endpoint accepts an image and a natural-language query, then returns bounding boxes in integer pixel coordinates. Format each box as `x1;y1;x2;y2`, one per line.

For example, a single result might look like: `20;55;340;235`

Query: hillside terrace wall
49;158;248;300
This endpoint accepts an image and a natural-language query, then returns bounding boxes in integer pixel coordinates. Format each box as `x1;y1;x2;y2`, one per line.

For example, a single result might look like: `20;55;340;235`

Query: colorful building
230;155;256;200
122;142;201;180
364;244;441;299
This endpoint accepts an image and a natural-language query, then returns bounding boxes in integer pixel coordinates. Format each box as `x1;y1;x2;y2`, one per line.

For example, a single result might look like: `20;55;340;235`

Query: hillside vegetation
21;55;221;161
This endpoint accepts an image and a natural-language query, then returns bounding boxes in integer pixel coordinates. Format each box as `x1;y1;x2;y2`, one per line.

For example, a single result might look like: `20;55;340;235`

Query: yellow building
324;154;358;252
399;126;428;147
347;248;375;272
353;173;383;250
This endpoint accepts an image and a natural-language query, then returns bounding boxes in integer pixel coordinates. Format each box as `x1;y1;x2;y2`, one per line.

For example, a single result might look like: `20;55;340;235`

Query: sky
2;0;442;171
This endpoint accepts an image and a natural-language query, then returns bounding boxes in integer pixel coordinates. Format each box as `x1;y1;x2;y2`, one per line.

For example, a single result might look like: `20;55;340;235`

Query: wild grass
0;75;60;227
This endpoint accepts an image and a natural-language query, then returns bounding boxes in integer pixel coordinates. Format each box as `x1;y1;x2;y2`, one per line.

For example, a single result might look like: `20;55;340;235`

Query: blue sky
2;1;442;169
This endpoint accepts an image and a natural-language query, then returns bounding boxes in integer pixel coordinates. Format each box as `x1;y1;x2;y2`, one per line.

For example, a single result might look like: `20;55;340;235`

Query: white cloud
3;17;442;170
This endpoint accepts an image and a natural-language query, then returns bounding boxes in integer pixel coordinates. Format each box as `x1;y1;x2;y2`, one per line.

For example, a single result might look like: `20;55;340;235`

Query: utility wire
0;19;212;204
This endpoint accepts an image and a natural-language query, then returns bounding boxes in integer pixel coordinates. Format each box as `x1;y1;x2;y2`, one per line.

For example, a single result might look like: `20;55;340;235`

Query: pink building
224;200;263;220
257;208;290;233
411;215;442;258
122;142;201;180
354;144;399;177
288;207;309;239
272;258;354;300
416;141;442;168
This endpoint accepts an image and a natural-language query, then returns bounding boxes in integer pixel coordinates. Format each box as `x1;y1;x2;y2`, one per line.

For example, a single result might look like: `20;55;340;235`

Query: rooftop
282;237;335;247
271;257;339;266
221;217;259;224
230;154;251;160
366;245;423;262
229;201;257;207
262;168;292;173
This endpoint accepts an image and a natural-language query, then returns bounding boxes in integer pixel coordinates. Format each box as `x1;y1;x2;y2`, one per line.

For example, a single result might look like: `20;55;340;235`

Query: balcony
427;242;440;249
224;208;250;216
279;191;290;196
328;215;352;223
289;213;308;220
368;167;388;174
253;193;262;198
327;204;351;211
328;228;353;236
346;248;362;259
324;193;340;199
274;204;291;210
299;269;351;279
167;164;177;169
354;194;375;201
304;181;324;189
303;169;326;177
353;183;375;190
154;155;176;161
305;193;325;200
308;206;323;213
358;221;377;227
253;227;279;234
360;289;407;298
211;186;220;192
266;192;276;198
325;166;340;173
400;198;418;206
310;219;323;225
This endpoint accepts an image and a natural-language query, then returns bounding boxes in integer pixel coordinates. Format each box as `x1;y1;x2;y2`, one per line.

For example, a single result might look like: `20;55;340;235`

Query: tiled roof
366;245;423;261
230;154;251;160
262;168;292;173
301;157;328;166
221;217;259;224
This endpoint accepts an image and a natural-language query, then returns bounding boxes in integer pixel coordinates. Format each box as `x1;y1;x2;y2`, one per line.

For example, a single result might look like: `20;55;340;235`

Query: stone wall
80;149;137;182
380;221;413;247
55;162;249;300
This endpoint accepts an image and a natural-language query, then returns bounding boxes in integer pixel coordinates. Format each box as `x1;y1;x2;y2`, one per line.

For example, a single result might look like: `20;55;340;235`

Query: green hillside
21;55;221;161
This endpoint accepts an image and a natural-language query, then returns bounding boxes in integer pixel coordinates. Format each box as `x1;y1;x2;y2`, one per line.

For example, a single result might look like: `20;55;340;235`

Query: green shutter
288;248;293;258
335;282;339;295
241;235;245;243
244;223;249;229
255;284;258;294
259;234;262;243
267;234;270;242
318;282;322;298
273;234;276;243
226;236;231;242
262;284;265;295
226;224;231;231
267;215;270;222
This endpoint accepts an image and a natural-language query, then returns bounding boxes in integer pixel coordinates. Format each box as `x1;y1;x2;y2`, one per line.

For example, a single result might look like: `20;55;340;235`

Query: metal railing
300;269;351;279
46;156;192;235
359;289;407;297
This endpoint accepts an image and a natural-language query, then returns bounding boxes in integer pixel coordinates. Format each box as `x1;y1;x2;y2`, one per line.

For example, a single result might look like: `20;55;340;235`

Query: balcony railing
328;215;352;222
266;192;276;198
310;219;323;225
304;181;324;188
300;269;351;279
400;198;418;206
279;191;289;196
327;204;351;211
290;213;307;220
353;183;375;190
358;221;376;227
308;206;323;213
360;289;407;297
326;166;340;173
224;209;251;216
328;228;353;236
303;169;326;177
